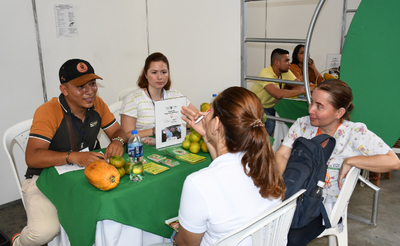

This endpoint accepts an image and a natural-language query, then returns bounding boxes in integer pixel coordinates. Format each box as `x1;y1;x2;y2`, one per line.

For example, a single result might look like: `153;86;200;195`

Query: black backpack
282;134;336;229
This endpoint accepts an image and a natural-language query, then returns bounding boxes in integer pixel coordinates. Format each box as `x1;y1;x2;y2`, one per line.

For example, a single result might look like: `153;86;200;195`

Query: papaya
84;160;120;191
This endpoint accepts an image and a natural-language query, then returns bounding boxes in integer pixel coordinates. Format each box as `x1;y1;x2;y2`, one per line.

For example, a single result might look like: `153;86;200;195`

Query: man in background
11;59;127;246
251;48;313;135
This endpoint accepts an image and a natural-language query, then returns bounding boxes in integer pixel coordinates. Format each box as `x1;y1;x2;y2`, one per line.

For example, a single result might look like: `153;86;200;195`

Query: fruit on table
131;162;143;174
189;131;201;142
200;103;211;112
189;142;200;154
84;161;120;191
324;73;336;80
109;155;126;168
124;162;131;175
182;139;191;150
117;167;125;178
201;142;208;153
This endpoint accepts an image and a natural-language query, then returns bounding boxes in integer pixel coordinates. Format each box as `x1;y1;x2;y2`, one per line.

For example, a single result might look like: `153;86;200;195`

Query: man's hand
69;151;106;167
104;140;125;160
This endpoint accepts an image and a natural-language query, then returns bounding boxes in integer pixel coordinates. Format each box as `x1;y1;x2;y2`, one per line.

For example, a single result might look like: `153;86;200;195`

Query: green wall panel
341;0;400;146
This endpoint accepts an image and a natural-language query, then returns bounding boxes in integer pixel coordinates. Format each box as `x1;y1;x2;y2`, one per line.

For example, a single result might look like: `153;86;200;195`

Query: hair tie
252;119;263;128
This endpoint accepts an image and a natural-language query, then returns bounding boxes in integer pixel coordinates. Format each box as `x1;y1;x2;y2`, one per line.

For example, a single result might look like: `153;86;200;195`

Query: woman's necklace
146;87;164;106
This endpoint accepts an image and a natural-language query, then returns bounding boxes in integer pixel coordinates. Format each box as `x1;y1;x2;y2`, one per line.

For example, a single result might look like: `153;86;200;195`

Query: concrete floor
309;169;400;246
1;169;399;246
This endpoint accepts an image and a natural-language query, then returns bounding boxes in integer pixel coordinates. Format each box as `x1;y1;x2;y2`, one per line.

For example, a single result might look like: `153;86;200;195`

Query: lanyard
71;114;89;149
146;87;164;106
317;122;341;185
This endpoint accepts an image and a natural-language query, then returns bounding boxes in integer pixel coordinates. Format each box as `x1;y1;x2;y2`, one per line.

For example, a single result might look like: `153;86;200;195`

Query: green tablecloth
274;98;309;126
36;145;212;246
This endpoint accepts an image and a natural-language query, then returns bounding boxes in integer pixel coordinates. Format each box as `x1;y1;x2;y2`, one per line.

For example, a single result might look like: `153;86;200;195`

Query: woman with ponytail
175;86;285;246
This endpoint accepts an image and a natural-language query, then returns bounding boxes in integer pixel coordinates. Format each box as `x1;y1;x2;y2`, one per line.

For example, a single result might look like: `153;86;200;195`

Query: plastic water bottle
309;180;324;198
127;130;144;182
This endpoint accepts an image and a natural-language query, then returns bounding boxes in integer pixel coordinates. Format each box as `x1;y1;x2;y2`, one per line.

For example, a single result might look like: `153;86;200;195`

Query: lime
189;142;201;154
117;167;125;178
132;163;143;174
109;155;126;168
189;131;201;142
201;142;209;153
182;139;191;150
200;103;210;112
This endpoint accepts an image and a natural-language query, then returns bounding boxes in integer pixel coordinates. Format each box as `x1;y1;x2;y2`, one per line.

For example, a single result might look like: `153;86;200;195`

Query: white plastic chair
117;86;138;101
149;190;306;246
3;119;33;207
317;166;361;246
214;189;306;246
97;101;124;148
108;100;123;124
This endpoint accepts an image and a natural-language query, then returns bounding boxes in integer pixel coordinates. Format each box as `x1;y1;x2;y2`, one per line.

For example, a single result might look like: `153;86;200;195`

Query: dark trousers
263;107;276;136
287;214;326;246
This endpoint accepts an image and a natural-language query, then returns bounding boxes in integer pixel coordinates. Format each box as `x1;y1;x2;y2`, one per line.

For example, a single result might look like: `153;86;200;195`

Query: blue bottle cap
131;130;138;134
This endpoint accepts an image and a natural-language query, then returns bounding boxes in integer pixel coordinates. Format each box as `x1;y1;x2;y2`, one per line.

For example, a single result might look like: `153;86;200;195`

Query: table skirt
48;220;171;246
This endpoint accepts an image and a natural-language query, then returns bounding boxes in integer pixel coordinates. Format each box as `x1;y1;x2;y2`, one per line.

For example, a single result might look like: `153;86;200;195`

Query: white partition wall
246;0;343;78
146;0;241;108
0;0;45;205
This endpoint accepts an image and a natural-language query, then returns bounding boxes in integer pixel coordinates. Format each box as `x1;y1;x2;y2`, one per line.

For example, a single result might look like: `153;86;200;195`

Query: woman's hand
181;106;206;137
338;159;352;190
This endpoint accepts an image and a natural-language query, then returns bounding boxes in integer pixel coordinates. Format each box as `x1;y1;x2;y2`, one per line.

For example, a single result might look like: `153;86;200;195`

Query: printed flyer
154;97;187;149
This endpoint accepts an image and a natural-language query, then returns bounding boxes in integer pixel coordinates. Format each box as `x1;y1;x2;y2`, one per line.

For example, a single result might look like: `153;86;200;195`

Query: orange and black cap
59;59;102;86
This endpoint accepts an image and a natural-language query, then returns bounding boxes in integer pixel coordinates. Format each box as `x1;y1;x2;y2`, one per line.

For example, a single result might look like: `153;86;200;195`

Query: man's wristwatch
112;136;125;145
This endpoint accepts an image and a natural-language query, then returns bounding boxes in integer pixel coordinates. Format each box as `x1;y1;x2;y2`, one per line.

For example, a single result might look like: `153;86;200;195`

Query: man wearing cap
11;59;127;246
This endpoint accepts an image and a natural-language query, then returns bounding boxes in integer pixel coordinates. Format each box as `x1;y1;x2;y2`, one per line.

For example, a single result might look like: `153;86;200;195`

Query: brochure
143;162;169;175
154;97;187;149
165;216;180;232
164;146;206;164
176;153;206;164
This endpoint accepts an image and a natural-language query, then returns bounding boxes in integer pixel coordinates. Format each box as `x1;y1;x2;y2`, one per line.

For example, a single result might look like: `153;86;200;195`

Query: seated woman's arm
289;64;303;82
339;150;400;189
120;114;153;138
175;226;204;246
275;145;292;175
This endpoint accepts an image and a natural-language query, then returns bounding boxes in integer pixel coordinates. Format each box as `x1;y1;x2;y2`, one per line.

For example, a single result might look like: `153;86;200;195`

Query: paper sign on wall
154;97;187;149
54;4;79;38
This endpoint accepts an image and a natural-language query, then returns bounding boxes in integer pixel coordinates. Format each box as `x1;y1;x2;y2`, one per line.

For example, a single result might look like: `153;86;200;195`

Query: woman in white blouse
120;52;198;138
276;79;400;246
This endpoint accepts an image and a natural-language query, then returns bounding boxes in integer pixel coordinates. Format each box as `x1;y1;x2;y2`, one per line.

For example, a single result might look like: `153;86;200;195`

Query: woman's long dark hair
212;87;285;199
291;44;304;65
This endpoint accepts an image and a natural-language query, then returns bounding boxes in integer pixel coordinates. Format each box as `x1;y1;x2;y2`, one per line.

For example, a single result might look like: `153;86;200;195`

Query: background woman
276;79;400;246
175;87;285;246
120;52;198;138
290;44;323;85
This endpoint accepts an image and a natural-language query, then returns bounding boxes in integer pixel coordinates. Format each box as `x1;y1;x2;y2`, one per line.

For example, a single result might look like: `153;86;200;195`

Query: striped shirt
120;88;190;131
